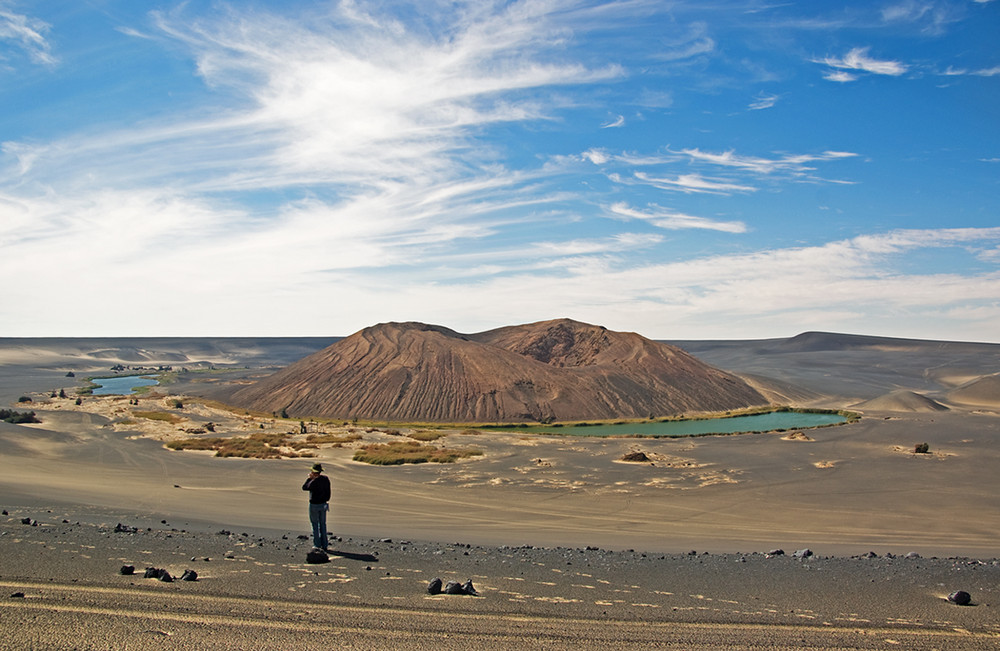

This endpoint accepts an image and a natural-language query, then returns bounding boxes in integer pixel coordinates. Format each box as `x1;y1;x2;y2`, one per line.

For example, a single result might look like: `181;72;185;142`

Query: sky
1;0;999;341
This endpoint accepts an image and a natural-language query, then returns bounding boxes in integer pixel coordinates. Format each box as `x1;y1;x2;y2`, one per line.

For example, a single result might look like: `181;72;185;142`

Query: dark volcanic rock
306;549;329;564
231;319;767;423
948;590;972;606
119;565;135;576
427;577;443;595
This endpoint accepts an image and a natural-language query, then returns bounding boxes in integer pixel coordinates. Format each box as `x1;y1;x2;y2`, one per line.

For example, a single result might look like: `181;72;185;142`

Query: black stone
305;549;329;564
119;565;135;575
180;569;198;582
427;578;443;595
948;591;972;606
143;567;160;578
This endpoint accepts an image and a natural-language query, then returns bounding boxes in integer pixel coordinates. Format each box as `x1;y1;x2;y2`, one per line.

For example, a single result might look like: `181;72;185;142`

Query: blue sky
2;0;999;341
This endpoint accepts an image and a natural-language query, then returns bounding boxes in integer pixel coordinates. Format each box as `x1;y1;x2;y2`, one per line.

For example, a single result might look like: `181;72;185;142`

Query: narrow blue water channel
499;410;847;437
90;375;160;395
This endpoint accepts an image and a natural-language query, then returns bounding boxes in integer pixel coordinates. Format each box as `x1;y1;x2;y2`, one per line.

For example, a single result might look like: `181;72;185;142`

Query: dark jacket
302;474;331;504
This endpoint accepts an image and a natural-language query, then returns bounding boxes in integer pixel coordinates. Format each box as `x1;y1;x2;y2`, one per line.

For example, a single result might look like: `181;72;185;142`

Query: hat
310;463;324;473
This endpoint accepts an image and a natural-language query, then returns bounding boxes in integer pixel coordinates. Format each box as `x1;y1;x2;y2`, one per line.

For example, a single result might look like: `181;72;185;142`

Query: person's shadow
329;549;378;562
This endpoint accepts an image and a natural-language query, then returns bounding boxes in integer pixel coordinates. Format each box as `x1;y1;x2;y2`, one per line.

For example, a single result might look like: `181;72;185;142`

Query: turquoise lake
90;375;160;395
496;411;847;437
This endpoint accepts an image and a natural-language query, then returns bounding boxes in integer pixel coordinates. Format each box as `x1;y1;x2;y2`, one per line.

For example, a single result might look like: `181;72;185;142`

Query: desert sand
1;334;999;648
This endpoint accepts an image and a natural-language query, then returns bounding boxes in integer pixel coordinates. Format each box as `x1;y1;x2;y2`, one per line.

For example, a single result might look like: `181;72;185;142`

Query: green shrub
133;411;182;424
353;441;482;465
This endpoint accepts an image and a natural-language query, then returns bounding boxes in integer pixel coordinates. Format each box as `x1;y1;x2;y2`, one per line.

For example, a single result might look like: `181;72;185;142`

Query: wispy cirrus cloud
677;148;857;176
630;172;757;195
608;202;747;233
817;47;908;81
601;114;625;128
748;93;779;110
0;2;55;65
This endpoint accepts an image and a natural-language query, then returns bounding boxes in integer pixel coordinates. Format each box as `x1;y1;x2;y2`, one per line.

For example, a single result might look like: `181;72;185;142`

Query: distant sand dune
946;374;1000;409
853;390;949;413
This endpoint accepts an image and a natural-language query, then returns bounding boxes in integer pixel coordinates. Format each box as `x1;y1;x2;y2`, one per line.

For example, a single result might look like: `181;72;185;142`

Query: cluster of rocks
119;565;198;582
427;577;479;596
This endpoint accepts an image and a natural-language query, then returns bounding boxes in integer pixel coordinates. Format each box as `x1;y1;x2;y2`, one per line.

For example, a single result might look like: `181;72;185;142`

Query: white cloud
632;172;757;195
0;3;55;65
608;202;747;233
824;70;857;83
818;47;908;79
677;148;857;175
748;93;779;110
601;115;625;128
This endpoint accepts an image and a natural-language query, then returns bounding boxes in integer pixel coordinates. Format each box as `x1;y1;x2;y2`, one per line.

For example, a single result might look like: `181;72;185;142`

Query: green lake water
495;411;847;437
91;375;160;395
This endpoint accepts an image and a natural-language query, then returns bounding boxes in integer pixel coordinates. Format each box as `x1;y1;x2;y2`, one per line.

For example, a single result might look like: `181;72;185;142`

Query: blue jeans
309;502;329;549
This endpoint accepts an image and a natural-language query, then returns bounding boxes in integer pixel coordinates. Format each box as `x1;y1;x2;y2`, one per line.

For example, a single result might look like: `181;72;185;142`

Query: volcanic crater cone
230;319;769;423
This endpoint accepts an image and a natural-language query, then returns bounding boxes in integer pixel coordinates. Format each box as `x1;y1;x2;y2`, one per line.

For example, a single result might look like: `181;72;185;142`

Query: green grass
132;411;182;424
408;430;449;441
352;441;483;465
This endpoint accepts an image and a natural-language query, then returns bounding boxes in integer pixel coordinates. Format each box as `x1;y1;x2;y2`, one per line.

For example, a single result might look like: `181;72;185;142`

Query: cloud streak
0;3;55;65
817;47;908;80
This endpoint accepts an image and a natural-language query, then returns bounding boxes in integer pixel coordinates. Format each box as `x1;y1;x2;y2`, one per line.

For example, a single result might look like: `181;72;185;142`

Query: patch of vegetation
1;409;40;424
167;430;361;459
167;431;301;459
132;411;183;424
353;441;483;465
408;430;449;441
304;432;362;446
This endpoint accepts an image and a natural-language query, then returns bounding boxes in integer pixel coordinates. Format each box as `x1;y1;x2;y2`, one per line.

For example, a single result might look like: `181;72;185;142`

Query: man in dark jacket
302;463;331;550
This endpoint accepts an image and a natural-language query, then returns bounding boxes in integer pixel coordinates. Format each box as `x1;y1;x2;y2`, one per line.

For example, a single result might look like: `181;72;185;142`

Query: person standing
302;462;331;551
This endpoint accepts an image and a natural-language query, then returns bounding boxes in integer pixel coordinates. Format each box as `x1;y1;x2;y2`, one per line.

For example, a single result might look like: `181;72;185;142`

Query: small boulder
948;591;972;606
119;565;135;576
427;577;443;595
143;567;160;579
180;569;198;582
443;580;465;595
792;549;813;559
766;549;784;557
305;549;329;564
461;579;479;596
157;570;173;583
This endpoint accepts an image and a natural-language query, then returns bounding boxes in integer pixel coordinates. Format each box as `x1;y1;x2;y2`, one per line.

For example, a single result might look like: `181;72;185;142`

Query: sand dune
853;390;950;413
946;374;1000;409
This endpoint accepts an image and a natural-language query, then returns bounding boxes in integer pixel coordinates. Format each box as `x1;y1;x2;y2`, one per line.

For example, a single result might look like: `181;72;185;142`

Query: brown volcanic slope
230;319;768;423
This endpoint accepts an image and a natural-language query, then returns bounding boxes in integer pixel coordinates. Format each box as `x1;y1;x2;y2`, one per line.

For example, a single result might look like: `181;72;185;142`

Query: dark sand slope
2;512;998;650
